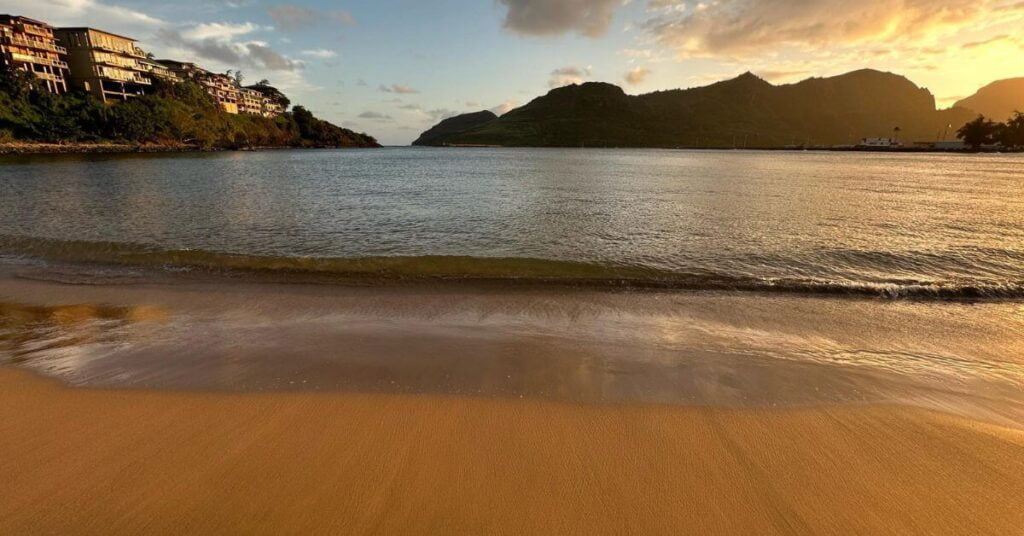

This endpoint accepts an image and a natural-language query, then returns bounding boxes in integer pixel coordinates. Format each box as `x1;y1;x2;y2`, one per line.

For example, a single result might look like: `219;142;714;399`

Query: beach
2;367;1023;535
3;148;1024;534
2;270;1024;534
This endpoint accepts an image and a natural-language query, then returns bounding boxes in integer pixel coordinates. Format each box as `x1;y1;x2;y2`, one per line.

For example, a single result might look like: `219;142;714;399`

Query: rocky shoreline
0;142;213;155
0;143;377;155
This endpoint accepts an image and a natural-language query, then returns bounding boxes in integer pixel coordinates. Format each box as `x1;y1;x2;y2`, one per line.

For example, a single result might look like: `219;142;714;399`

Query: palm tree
957;115;998;149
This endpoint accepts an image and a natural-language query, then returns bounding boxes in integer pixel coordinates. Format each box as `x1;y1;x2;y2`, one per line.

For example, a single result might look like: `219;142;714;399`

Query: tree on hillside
997;111;1024;149
0;62;38;99
957;115;999;149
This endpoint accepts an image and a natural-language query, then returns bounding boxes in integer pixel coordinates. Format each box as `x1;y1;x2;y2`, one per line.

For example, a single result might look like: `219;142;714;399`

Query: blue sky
3;0;1024;144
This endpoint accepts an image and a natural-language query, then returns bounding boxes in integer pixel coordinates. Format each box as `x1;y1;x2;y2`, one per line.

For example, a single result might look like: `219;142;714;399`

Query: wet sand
2;368;1023;535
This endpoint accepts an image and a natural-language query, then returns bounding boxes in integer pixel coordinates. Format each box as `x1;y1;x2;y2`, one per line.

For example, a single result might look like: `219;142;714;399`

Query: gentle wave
2;236;1023;300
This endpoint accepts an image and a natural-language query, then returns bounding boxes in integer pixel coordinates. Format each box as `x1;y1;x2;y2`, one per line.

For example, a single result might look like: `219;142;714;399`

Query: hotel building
243;84;286;117
2;13;285;119
0;15;68;94
157;59;283;118
157;60;244;116
239;87;285;118
54;27;152;102
202;72;241;114
138;56;179;83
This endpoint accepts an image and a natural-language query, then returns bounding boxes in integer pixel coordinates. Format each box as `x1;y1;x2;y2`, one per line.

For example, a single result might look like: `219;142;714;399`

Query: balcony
92;43;142;57
17;24;50;37
33;72;63;82
2;35;66;54
8;52;65;69
92;66;151;85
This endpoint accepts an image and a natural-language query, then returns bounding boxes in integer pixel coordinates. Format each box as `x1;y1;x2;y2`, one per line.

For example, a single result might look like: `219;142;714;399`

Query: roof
156;59;195;67
244;84;281;93
55;27;137;42
0;15;54;28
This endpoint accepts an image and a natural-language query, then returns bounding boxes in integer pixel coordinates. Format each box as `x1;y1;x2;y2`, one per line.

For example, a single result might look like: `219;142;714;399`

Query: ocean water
0;148;1022;297
1;148;1023;422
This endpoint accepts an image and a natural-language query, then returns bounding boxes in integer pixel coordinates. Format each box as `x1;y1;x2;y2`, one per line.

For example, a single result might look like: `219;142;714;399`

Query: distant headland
414;70;1024;152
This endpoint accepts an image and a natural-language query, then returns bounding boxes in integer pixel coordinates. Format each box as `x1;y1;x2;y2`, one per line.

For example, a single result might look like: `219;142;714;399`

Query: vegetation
956;112;1024;149
412;110;497;146
414;70;976;148
997;112;1024;148
0;63;378;149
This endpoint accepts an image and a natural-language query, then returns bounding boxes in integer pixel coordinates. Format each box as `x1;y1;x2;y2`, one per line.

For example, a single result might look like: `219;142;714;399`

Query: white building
857;137;901;148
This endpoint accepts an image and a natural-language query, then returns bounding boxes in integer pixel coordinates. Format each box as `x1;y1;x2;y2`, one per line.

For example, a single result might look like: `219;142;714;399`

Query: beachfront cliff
415;69;976;148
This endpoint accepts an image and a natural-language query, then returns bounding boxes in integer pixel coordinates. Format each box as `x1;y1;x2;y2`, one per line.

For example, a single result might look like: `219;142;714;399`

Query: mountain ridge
954;78;1024;122
414;70;984;148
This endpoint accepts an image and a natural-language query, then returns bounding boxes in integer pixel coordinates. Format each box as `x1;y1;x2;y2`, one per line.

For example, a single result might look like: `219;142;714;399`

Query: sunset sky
3;0;1023;144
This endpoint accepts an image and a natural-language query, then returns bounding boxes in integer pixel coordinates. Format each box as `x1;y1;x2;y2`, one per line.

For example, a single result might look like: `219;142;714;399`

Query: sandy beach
2;368;1022;535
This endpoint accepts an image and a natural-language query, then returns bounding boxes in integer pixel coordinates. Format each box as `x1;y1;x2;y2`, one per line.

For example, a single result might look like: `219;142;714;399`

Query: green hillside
417;70;975;148
0;64;379;149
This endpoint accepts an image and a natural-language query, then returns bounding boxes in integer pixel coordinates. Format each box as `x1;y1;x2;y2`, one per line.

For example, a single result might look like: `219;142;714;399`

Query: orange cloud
644;0;1019;58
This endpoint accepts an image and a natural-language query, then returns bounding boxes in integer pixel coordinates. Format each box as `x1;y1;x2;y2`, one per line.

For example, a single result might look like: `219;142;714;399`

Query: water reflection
1;150;1021;290
1;290;1021;430
0;302;168;366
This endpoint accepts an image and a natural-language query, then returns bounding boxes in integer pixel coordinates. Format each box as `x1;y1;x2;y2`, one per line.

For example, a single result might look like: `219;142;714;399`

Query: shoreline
0;142;380;155
3;142;1021;155
2;367;1022;535
2;271;1022;427
425;145;1023;153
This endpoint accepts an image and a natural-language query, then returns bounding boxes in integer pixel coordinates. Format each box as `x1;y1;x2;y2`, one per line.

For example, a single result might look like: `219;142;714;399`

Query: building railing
16;24;50;37
8;51;66;69
92;65;153;85
2;35;66;54
92;56;145;72
91;42;145;58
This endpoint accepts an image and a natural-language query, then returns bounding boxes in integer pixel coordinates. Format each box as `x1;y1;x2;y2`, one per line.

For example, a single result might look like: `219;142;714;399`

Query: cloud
358;111;394;121
379;84;420;94
489;100;520;116
426;108;458;121
267;4;355;32
624;66;651;85
266;5;317;31
1;0;163;36
643;0;1020;59
961;34;1015;49
156;28;302;71
182;22;261;41
549;66;591;87
647;0;686;9
301;49;338;59
397;104;459;123
499;0;623;38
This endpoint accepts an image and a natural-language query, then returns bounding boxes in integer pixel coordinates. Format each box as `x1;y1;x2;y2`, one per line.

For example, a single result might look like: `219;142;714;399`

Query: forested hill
415;70;975;148
0;65;379;150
